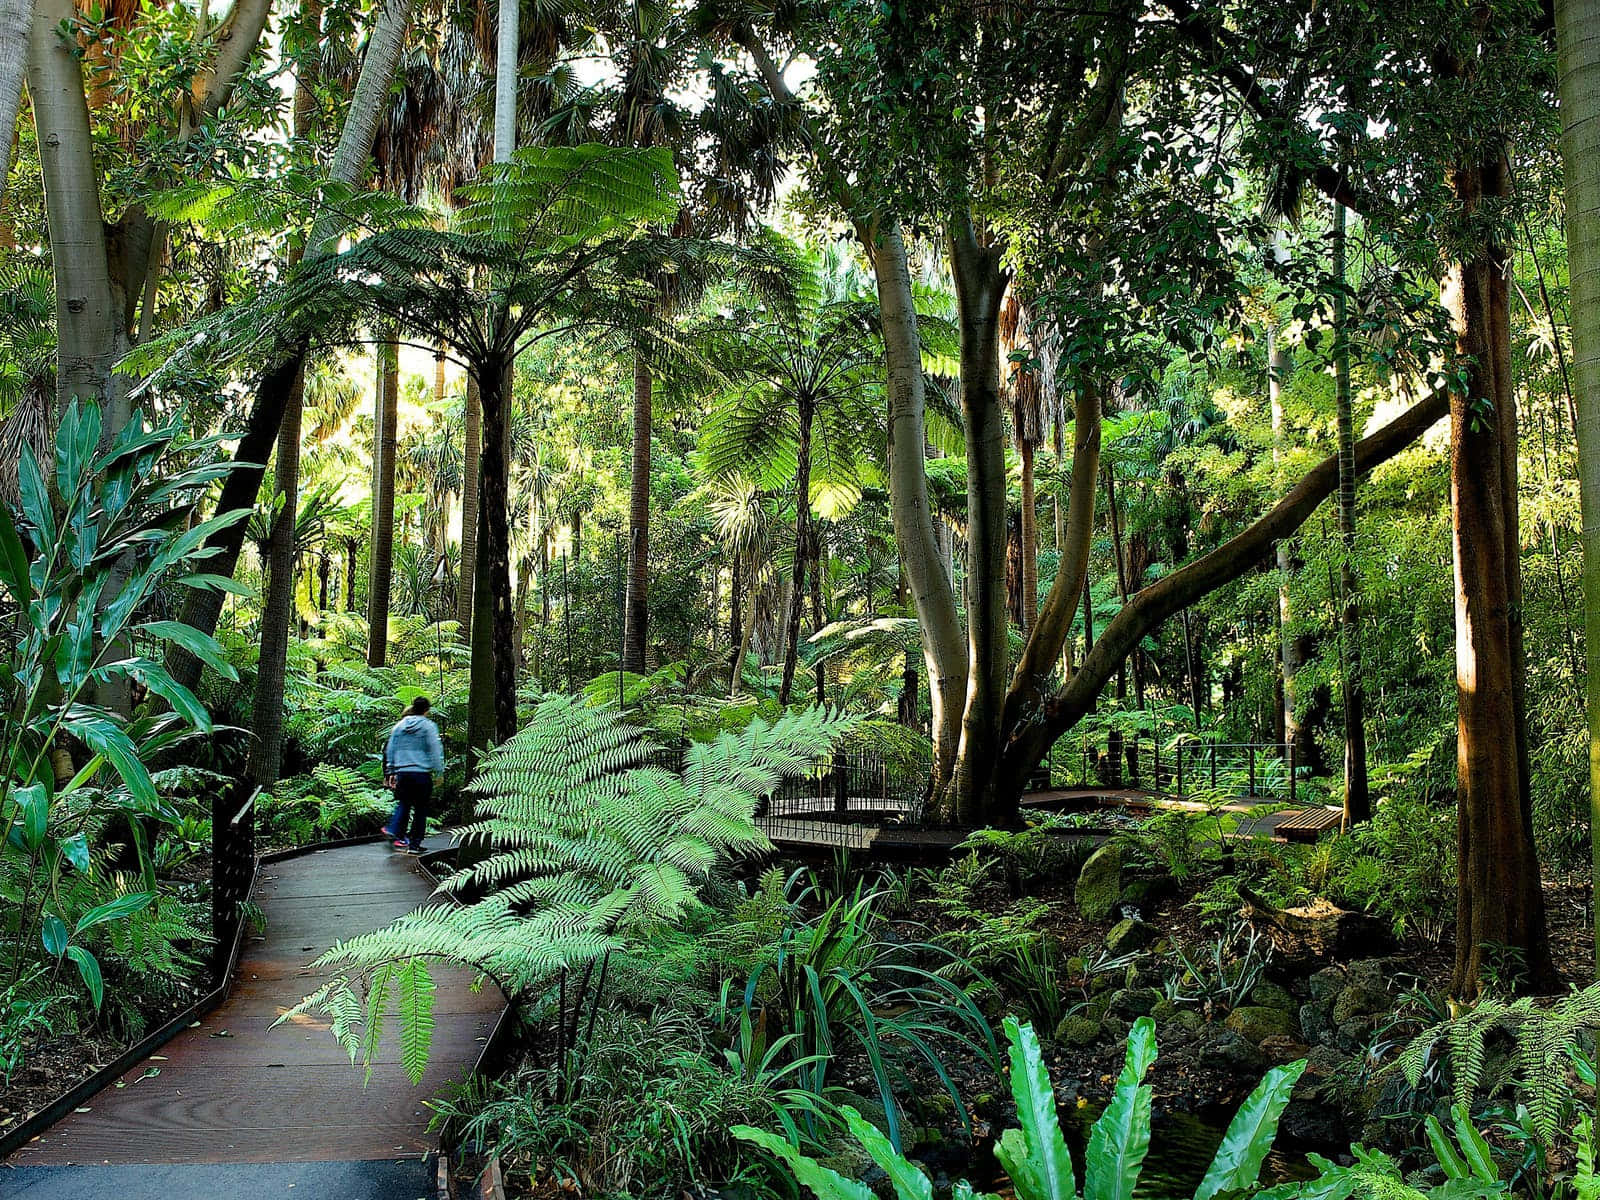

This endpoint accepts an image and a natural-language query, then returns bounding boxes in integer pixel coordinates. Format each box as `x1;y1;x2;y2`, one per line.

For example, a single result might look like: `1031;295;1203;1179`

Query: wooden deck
7;842;503;1167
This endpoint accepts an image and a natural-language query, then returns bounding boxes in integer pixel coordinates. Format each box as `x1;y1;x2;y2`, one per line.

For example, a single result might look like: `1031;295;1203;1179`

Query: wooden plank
9;842;506;1168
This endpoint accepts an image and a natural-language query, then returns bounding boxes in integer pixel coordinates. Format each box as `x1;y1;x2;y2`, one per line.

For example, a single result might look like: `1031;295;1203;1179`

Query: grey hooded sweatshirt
384;713;444;775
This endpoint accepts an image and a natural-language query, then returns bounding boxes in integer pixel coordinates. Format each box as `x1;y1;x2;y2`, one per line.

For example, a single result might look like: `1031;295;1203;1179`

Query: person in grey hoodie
382;696;444;853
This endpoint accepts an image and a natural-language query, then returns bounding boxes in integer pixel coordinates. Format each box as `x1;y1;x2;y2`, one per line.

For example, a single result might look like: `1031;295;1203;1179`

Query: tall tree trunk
1445;152;1555;998
1557;0;1600;980
731;555;760;698
778;393;815;705
728;559;743;682
623;352;651;672
28;0;125;424
366;340;398;666
0;0;34;214
1270;321;1317;771
1019;438;1038;635
948;219;1011;825
247;363;306;785
476;355;518;742
1331;205;1370;824
457;371;481;628
864;219;967;799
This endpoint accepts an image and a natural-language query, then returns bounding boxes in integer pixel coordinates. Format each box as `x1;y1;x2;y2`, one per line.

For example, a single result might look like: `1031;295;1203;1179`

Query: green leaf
69;716;159;812
1085;1018;1156;1200
1426;1115;1470;1180
67;945;104;1010
75;890;155;935
732;1125;875;1200
1450;1105;1498;1183
0;502;33;608
396;958;436;1085
60;832;91;873
1194;1059;1306;1200
842;1105;933;1200
16;782;48;851
135;664;212;731
41;913;69;957
999;1017;1076;1200
178;573;254;597
17;444;54;546
139;620;238;682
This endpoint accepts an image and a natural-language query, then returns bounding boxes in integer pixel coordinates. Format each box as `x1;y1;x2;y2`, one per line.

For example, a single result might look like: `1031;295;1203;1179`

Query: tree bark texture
778;392;815;705
366;341;398;667
457;371;482;629
1332;204;1370;824
0;0;35;213
623;352;652;672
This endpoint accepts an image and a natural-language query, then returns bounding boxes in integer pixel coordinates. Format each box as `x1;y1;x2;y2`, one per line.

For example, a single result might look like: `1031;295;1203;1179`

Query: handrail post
1249;745;1256;796
1177;745;1185;796
1210;745;1218;789
1289;741;1297;805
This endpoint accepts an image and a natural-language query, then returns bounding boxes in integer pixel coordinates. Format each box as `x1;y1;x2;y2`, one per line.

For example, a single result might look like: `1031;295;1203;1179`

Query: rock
1075;843;1125;922
1206;1028;1267;1073
1335;1015;1377;1054
1224;1005;1299;1044
1108;987;1162;1019
1055;1015;1101;1047
1279;1097;1348;1146
1118;875;1176;910
1151;998;1180;1025
1258;1034;1310;1062
1176;1010;1206;1034
1247;981;1297;1012
1308;966;1347;1002
1332;984;1388;1025
1299;1000;1335;1046
1346;960;1387;994
1106;918;1153;955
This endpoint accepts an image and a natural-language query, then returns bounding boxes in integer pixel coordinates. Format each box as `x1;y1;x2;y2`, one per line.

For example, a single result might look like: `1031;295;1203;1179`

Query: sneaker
391;839;409;851
405;844;427;856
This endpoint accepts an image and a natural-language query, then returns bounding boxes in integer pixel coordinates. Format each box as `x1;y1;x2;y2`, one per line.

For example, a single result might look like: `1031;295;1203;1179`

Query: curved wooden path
4;842;502;1193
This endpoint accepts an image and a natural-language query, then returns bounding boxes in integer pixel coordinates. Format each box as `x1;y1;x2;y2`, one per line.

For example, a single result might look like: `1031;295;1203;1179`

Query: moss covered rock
1224;1005;1299;1044
1054;1014;1102;1046
1105;917;1153;955
1075;843;1125;921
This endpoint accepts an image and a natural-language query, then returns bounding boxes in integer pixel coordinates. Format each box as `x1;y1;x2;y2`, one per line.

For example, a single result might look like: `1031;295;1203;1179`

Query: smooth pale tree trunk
165;0;414;689
993;385;1452;800
731;555;760;698
866;219;967;797
1332;204;1370;825
1444;152;1555;998
1006;380;1102;768
623;353;651;672
0;0;34;213
778;393;815;705
367;341;398;666
1556;0;1600;979
27;0;125;424
948;219;1011;825
457;372;481;627
1269;322;1317;771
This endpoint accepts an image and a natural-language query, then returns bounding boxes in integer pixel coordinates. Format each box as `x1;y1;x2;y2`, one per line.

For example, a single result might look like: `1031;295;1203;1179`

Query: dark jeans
386;772;433;848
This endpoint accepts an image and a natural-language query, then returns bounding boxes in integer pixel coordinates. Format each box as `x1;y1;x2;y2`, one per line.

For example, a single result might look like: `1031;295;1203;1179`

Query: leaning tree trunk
1445;152;1556;998
163;0;414;688
1332;203;1370;825
948;218;1011;826
623;352;651;672
1557;0;1600;979
457;371;482;629
0;0;34;213
778;392;815;705
865;219;968;798
366;340;398;667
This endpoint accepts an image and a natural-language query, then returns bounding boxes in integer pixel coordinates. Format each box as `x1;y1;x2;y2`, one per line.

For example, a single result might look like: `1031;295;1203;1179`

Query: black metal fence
1032;736;1298;803
210;780;257;982
652;741;926;824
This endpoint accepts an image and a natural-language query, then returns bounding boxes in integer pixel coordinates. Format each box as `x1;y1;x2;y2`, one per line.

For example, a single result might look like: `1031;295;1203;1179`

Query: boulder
1279;1097;1348;1147
1246;981;1297;1012
1332;984;1388;1025
1108;987;1162;1019
1308;966;1347;1002
1335;1014;1377;1054
1176;1009;1206;1034
1075;843;1125;921
1151;998;1180;1025
1299;1000;1335;1046
1055;1015;1101;1047
1346;959;1387;994
1205;1028;1267;1073
1106;918;1154;955
1224;1005;1299;1044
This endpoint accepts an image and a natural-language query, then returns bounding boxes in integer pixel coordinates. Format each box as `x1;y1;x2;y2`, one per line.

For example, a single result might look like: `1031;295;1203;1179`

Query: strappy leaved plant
284;695;857;1083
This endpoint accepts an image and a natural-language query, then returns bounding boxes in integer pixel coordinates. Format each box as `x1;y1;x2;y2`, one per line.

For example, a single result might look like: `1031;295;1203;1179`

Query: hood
397;714;431;732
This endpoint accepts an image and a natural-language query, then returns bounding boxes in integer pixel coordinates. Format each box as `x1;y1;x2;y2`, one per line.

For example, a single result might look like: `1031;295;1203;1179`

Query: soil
1;1026;151;1143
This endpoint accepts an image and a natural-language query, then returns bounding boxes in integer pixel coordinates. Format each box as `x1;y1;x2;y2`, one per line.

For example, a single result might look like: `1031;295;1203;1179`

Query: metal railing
654;742;926;824
1033;736;1297;803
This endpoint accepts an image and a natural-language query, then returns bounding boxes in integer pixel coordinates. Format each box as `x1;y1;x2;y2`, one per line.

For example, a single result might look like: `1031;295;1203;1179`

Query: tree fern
282;697;857;1082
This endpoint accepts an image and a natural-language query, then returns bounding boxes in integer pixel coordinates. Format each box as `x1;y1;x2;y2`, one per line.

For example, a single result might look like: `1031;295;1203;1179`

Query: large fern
1392;983;1600;1142
282;697;857;1082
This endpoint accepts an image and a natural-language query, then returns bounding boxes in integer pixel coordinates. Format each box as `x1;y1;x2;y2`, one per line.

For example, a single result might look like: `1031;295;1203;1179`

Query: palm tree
699;242;884;704
366;339;400;666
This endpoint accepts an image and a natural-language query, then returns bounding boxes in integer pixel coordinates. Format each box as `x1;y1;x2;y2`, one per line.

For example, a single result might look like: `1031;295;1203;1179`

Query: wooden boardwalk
7;842;502;1167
